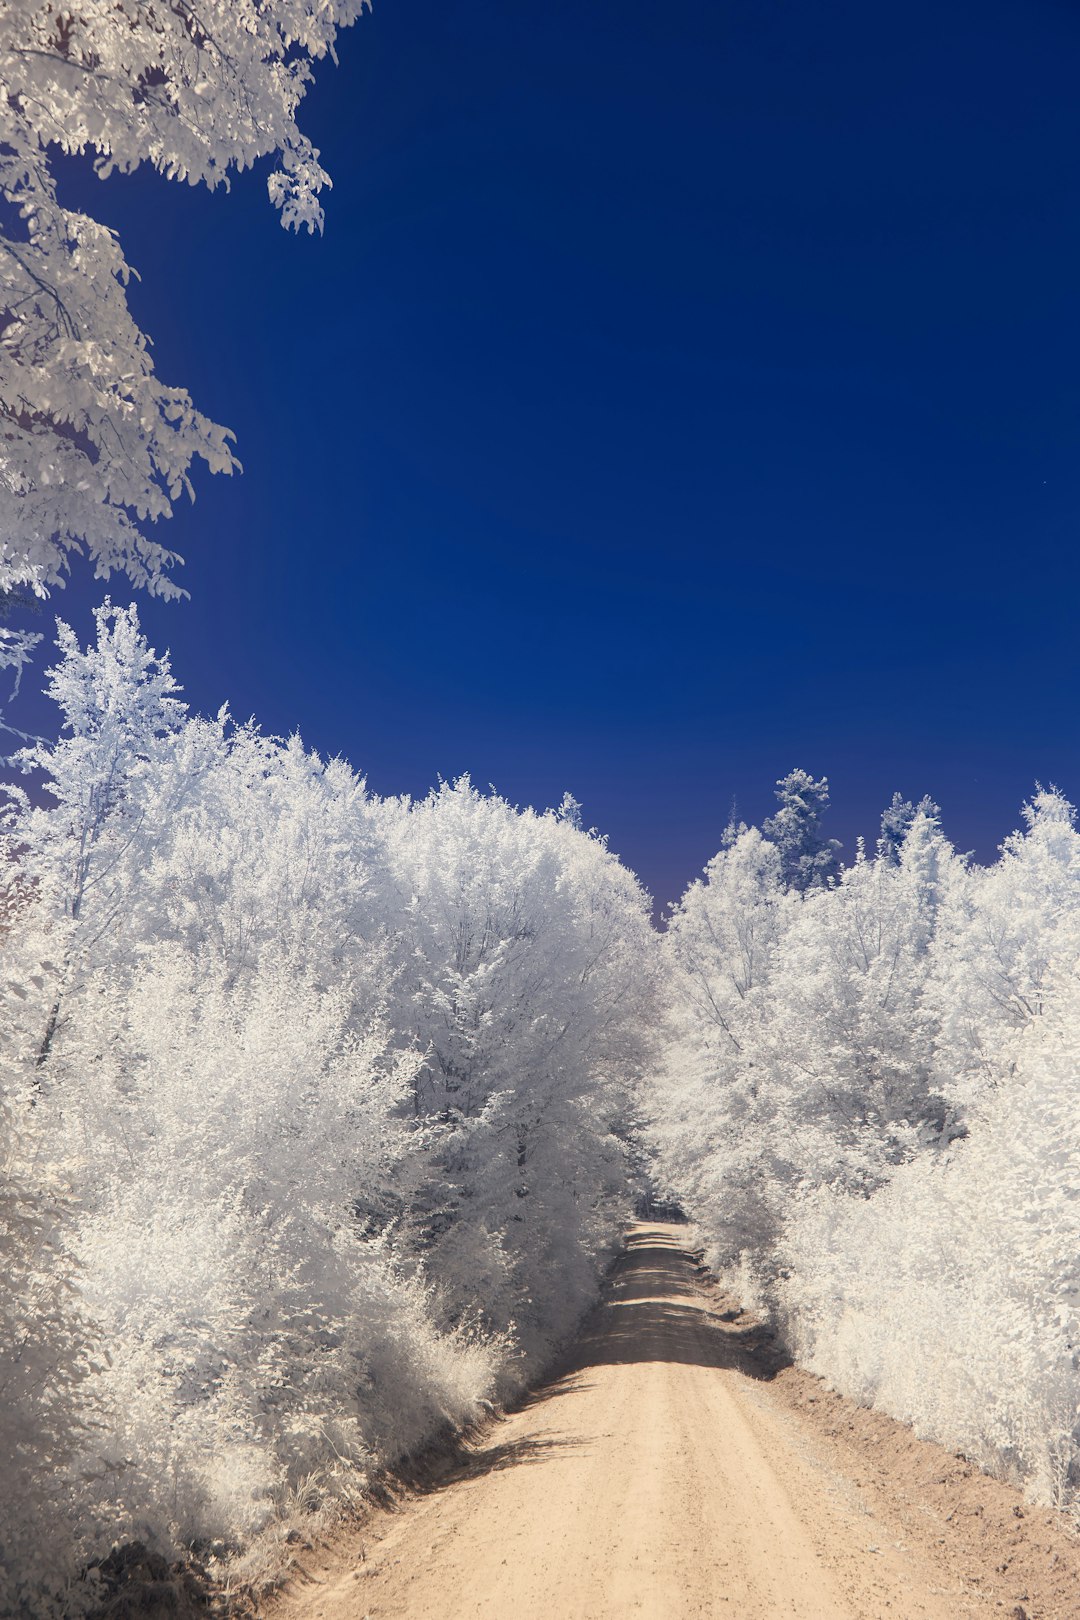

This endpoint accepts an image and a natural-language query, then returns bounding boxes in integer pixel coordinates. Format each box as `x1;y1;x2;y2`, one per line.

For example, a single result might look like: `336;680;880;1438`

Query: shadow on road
406;1431;587;1494
385;1225;787;1504
561;1225;791;1382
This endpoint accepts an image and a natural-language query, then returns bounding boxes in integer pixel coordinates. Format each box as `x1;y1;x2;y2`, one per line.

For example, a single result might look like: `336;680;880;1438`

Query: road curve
276;1224;996;1620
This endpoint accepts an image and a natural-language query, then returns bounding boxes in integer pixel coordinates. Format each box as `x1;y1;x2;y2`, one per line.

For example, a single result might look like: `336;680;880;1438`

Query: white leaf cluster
0;604;660;1615
0;0;364;635
654;786;1080;1514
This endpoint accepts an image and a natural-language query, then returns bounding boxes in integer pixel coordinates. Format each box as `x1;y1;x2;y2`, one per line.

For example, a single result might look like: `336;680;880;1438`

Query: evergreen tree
761;768;841;893
878;791;942;865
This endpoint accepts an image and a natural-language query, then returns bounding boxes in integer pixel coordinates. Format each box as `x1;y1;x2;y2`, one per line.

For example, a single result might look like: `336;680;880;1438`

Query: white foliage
0;606;659;1606
0;0;365;620
0;1103;104;1620
655;784;1080;1516
783;969;1080;1504
382;779;660;1368
926;789;1080;1107
650;823;792;1263
653;811;953;1271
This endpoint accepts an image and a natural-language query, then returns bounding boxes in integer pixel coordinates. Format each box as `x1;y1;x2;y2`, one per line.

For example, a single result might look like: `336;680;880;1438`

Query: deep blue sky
13;0;1080;907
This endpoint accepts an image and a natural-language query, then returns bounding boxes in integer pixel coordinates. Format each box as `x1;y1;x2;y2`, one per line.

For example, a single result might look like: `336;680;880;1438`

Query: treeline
0;606;659;1616
653;769;1080;1513
6;619;1080;1614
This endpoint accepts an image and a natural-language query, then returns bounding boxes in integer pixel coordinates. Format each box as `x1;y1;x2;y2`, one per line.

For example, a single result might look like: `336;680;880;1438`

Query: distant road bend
276;1225;1062;1620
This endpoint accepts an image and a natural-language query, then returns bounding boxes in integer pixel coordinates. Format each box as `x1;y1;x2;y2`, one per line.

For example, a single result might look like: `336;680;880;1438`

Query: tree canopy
0;0;365;694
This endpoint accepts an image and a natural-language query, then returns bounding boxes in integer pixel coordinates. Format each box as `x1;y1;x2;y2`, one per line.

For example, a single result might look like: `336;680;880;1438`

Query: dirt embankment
270;1224;1080;1619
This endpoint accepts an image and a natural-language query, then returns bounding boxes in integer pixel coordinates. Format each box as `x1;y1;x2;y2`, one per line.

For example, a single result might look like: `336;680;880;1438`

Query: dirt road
275;1225;1078;1619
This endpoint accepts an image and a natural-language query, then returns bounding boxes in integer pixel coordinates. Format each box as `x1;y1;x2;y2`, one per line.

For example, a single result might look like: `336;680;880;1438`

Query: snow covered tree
654;808;956;1285
11;602;187;1070
650;823;792;1267
0;610;662;1606
656;780;1080;1520
927;788;1080;1109
0;0;367;693
383;779;661;1369
762;768;841;892
877;791;942;865
760;814;955;1199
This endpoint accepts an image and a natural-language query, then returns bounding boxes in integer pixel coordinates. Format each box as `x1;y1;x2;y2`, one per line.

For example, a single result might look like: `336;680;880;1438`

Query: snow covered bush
0;605;659;1609
783;958;1080;1505
0;1100;104;1620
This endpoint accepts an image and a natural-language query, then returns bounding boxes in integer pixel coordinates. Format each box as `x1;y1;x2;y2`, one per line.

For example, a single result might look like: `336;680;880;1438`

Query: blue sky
14;0;1080;908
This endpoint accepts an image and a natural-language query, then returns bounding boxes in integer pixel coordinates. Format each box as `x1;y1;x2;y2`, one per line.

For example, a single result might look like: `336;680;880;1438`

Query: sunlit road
275;1224;1001;1619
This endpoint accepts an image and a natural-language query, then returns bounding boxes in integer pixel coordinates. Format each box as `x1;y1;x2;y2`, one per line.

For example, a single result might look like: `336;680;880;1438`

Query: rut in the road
273;1227;1064;1620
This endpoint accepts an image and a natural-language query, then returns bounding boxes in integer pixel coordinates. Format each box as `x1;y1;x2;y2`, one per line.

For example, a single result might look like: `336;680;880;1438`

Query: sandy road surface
274;1225;1053;1620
